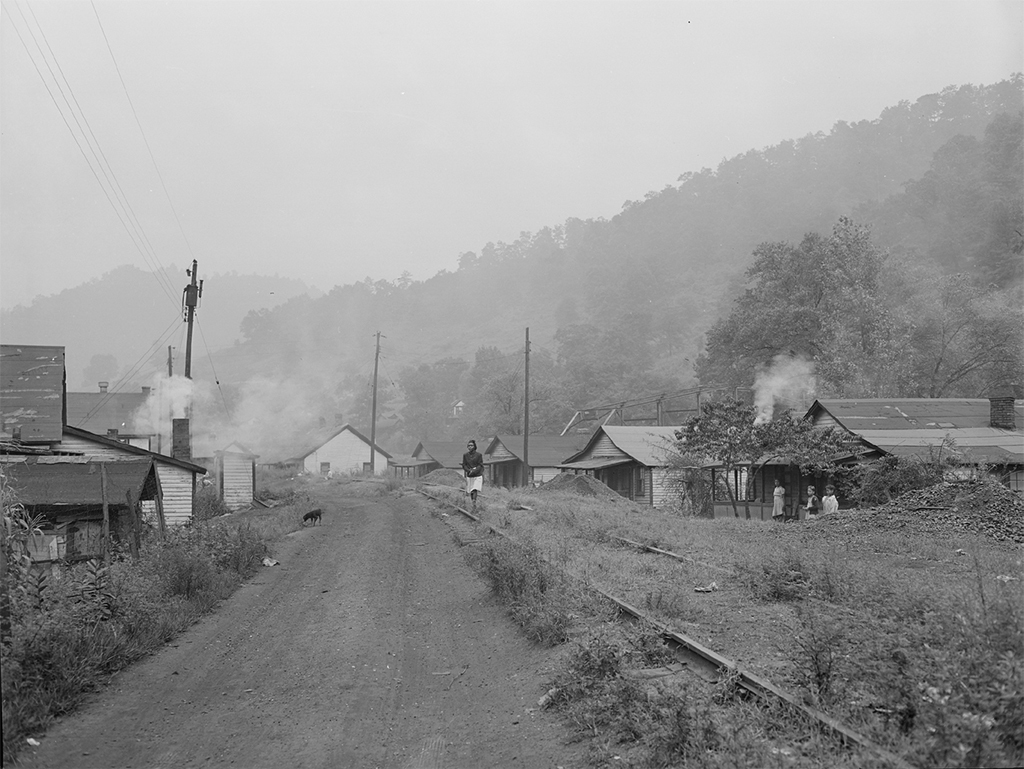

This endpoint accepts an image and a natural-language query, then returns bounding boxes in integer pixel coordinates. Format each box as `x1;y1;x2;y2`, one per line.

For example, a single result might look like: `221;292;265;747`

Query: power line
4;3;179;307
90;1;198;265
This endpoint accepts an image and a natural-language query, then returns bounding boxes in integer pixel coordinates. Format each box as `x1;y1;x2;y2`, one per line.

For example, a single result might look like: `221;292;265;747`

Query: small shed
559;426;682;507
215;442;258;510
2;456;159;562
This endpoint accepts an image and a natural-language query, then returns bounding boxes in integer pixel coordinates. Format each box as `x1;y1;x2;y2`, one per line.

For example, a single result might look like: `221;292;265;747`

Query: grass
435;478;1024;768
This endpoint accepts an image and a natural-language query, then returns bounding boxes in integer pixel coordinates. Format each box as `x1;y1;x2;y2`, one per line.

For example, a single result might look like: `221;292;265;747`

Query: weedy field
421;475;1024;769
0;469;315;765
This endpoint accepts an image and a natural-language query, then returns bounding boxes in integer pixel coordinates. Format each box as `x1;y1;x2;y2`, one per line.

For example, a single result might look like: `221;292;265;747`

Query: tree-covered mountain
4;78;1020;458
203;78;1020;454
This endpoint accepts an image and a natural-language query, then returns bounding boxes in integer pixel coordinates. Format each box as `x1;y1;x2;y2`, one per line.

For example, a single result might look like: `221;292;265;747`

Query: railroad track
417;486;916;769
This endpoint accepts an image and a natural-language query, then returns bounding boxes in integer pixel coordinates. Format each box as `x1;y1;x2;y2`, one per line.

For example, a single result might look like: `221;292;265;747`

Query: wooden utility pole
369;331;382;474
523;327;530;486
183;260;202;379
100;463;110;565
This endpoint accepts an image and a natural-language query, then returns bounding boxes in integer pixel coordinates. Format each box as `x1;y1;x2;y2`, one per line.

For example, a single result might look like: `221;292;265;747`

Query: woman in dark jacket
462;440;484;507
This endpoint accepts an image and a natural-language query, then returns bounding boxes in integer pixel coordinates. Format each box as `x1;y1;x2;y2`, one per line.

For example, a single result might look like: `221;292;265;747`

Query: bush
475;538;575;645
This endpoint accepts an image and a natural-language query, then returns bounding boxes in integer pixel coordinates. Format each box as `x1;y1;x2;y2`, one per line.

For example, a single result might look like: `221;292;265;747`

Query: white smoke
131;374;198;452
752;354;816;425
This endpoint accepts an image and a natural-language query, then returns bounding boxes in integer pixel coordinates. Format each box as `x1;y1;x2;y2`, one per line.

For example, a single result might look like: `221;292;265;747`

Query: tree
674;399;854;518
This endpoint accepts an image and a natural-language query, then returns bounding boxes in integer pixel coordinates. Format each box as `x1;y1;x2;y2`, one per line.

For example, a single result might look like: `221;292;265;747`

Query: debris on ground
534;473;626;501
826;479;1024;543
694;582;718;593
261;557;279;567
419;469;464;487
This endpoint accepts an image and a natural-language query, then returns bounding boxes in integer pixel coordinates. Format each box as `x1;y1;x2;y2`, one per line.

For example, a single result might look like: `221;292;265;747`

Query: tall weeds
1;480;272;764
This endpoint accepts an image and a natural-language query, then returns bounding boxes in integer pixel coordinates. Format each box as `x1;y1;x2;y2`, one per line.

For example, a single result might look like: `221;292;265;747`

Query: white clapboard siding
159;466;195;526
220;454;254;510
59;432;196;525
652;467;682;509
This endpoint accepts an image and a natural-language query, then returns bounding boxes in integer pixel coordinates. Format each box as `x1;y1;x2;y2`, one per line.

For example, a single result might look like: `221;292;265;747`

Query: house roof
66;389;149;435
0;344;65;443
562;425;680;468
413;441;470;469
806;398;1024;465
64;425;208;474
216;441;259;458
857;428;1024;464
485;434;590;467
269;423;392;464
3;457;158;506
808;398;1023;430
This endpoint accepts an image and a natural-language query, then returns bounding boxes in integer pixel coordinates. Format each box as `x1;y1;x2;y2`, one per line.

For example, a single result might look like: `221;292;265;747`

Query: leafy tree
674;399;853;518
80;354;119;389
697;218;915;397
397;357;468;440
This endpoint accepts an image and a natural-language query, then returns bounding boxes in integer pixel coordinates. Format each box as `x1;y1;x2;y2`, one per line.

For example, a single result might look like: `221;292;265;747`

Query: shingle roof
414;441;469;469
487;434;589;467
563;425;680;468
2;457;158;506
266;423;392;464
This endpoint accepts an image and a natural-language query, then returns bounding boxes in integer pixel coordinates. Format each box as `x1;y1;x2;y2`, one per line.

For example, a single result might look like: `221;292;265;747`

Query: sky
1;0;1021;311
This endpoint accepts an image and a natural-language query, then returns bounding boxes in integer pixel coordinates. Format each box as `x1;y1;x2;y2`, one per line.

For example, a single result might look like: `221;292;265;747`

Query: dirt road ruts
18;491;582;769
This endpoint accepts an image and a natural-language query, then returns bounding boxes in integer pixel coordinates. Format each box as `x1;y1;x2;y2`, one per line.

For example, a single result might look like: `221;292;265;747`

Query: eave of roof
4;457;158;505
64;426;207;473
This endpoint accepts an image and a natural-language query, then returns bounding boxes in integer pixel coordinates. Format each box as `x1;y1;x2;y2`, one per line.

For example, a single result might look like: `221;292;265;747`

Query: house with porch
390;441;468;479
559;425;682;507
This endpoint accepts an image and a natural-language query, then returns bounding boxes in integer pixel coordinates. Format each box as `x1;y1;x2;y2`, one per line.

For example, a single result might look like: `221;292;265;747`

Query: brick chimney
989;390;1016;430
172;418;191;460
141;386;151;396
98;381;108;393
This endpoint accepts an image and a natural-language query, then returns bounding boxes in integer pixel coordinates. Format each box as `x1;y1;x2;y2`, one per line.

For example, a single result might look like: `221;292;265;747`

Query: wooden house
1;344;206;526
703;395;1024;520
806;396;1024;491
66;382;156;451
390;441;467;479
483;434;589;487
559;426;682;507
266;423;391;476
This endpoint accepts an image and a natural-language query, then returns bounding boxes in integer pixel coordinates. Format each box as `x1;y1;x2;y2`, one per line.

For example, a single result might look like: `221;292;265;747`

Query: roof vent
98;381;108;393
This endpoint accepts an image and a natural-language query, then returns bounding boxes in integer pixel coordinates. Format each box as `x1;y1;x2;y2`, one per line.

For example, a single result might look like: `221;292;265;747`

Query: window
320;462;331;475
635;467;646;497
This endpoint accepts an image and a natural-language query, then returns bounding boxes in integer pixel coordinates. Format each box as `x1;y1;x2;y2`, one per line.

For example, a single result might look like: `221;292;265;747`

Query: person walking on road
462;440;484;508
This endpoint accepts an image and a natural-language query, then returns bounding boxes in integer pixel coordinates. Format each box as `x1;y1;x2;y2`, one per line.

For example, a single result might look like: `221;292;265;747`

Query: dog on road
302;508;323;526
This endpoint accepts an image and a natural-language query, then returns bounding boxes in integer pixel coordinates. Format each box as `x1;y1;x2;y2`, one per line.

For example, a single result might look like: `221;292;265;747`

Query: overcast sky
1;1;1020;310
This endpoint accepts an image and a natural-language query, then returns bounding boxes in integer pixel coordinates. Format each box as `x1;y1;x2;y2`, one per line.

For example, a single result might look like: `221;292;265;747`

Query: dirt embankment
17;492;583;769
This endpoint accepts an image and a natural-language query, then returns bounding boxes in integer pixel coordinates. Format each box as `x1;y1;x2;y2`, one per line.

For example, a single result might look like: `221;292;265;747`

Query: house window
320;462;331;475
635;467;646;497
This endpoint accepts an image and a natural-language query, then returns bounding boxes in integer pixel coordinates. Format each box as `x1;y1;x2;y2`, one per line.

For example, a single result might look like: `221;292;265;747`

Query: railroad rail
417;485;916;769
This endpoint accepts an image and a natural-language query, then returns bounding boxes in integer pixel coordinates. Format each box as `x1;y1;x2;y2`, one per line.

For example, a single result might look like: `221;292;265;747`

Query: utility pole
183;260;202;380
167;346;173;377
523;327;530;487
369;331;382;474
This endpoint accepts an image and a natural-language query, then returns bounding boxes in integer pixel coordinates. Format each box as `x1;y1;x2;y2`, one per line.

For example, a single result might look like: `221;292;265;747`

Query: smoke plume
752;354;816;425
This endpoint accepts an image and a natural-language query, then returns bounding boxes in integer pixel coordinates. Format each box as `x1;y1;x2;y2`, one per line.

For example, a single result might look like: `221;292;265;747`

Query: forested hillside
203;78;1021;455
5;79;1019;457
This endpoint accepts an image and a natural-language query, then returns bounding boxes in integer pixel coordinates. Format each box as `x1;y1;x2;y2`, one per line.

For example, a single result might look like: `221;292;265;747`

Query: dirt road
18;491;582;769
